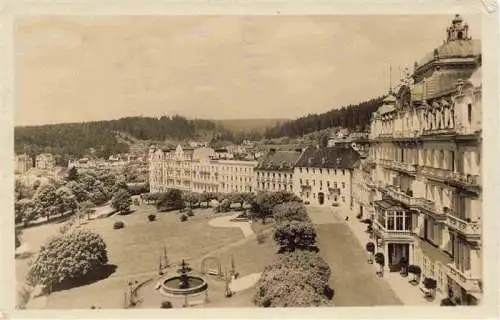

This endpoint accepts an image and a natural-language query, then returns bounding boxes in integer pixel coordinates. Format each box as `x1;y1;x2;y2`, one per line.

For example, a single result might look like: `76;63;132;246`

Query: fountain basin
159;275;208;296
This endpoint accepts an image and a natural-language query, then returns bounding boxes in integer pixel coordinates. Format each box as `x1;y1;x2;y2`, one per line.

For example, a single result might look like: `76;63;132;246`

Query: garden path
208;214;254;238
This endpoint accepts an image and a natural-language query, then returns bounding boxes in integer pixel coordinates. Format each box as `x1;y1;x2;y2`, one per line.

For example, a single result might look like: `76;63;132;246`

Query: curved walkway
208;214;254;238
229;273;261;293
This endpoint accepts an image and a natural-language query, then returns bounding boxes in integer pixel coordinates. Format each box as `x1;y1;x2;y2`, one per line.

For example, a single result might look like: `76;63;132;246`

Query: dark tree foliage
14;116;220;159
156;189;184;212
263;96;385;138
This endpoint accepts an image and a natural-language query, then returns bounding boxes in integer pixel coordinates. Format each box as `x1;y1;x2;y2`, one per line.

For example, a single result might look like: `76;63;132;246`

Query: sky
14;14;481;126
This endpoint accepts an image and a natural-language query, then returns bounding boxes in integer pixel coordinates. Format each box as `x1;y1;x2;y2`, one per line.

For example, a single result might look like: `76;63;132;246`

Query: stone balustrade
446;214;480;236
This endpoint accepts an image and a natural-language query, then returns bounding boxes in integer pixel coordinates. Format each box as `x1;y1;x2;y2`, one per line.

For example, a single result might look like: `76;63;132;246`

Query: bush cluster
254;200;332;307
27;229;108;291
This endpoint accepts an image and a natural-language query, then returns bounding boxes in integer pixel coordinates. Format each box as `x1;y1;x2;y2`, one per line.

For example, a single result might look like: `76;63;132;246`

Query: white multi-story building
364;15;482;305
254;149;303;193
293;146;360;208
15;154;33;174
149;145;257;194
35;153;56;170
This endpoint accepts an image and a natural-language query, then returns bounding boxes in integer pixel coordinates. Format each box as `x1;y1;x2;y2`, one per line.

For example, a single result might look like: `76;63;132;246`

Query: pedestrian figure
345;216;349;221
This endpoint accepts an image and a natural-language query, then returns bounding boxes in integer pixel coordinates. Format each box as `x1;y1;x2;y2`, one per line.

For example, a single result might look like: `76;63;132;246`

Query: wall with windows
293;166;352;207
217;160;257;193
255;170;294;193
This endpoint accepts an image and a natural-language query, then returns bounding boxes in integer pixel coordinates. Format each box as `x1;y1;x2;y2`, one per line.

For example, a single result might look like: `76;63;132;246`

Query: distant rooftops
295;146;360;169
256;149;303;171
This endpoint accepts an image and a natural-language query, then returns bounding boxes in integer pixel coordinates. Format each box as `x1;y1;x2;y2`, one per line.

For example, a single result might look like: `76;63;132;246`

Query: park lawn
211;233;278;278
37;205;245;309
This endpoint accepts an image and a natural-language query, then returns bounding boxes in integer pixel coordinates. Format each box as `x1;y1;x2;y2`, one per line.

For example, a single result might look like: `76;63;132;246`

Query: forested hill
263;96;386;138
14;115;218;161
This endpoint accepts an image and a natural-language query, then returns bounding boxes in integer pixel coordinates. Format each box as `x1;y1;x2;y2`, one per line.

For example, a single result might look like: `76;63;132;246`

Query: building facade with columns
148;145;257;194
366;15;482;305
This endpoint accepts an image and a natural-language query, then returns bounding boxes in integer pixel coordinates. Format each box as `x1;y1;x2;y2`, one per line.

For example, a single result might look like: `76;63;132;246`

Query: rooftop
255;149;303;171
295;146;360;169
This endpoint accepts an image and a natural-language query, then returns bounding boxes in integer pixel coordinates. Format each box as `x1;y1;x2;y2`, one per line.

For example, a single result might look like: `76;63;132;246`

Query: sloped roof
373;199;404;211
295;146;360;169
377;104;396;115
256;149;303;171
424;69;474;99
419;39;481;67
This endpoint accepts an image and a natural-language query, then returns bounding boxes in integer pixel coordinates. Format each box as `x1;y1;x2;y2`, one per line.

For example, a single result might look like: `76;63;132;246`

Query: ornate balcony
446;172;481;191
373;222;415;241
446;214;481;239
419;165;449;182
391;161;417;173
422;127;456;135
447;263;482;294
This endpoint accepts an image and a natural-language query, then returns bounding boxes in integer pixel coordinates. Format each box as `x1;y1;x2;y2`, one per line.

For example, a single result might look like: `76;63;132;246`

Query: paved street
307;206;402;306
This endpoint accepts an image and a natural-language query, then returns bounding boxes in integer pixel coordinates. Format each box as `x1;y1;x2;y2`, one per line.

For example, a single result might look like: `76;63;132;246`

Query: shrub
365;242;375;253
272;202;309;223
374;252;385;266
254;251;332;307
147;214;156;222
161;300;173;309
180;214;188;222
274;221;317;252
220;199;231;212
27;229;108;291
113;221;125;229
111;189;132;214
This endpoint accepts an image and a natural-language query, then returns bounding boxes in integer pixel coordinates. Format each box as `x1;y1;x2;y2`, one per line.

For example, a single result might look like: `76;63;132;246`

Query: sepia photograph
10;11;493;313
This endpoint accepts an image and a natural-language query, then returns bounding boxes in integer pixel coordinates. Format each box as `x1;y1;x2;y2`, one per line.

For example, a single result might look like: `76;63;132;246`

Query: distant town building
293;146;360;208
254;149;303;193
35;153;56;170
15;154;33;174
148;145;257;194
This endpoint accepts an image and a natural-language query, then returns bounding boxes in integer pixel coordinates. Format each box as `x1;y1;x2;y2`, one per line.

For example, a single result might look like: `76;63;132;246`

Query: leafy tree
274;221;317;252
32;183;58;220
66;181;89;203
15;199;36;226
184;192;200;208
219;199;231;212
27;229;108;292
157;189;184;211
15;229;22;249
80;200;94;220
111;189;132;214
15;179;34;201
272;202;309;223
55;186;78;217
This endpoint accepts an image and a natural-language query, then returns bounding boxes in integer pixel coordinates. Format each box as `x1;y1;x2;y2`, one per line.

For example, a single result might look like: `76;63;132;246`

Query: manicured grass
24;205;245;309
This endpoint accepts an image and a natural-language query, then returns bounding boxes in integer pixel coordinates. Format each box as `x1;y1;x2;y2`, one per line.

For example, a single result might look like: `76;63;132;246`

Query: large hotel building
364;14;482;304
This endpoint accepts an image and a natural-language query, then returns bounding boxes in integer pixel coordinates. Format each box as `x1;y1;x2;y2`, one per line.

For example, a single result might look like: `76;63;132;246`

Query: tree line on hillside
263;96;386;138
15;95;385;161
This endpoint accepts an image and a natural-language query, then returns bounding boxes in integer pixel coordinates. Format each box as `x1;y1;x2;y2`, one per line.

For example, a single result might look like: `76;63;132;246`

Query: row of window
256;172;292;179
299;167;346;175
300;179;346;189
303;193;346;202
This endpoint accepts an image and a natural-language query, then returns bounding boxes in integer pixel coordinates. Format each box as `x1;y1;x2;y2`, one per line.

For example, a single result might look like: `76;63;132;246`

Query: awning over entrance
373;199;405;211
